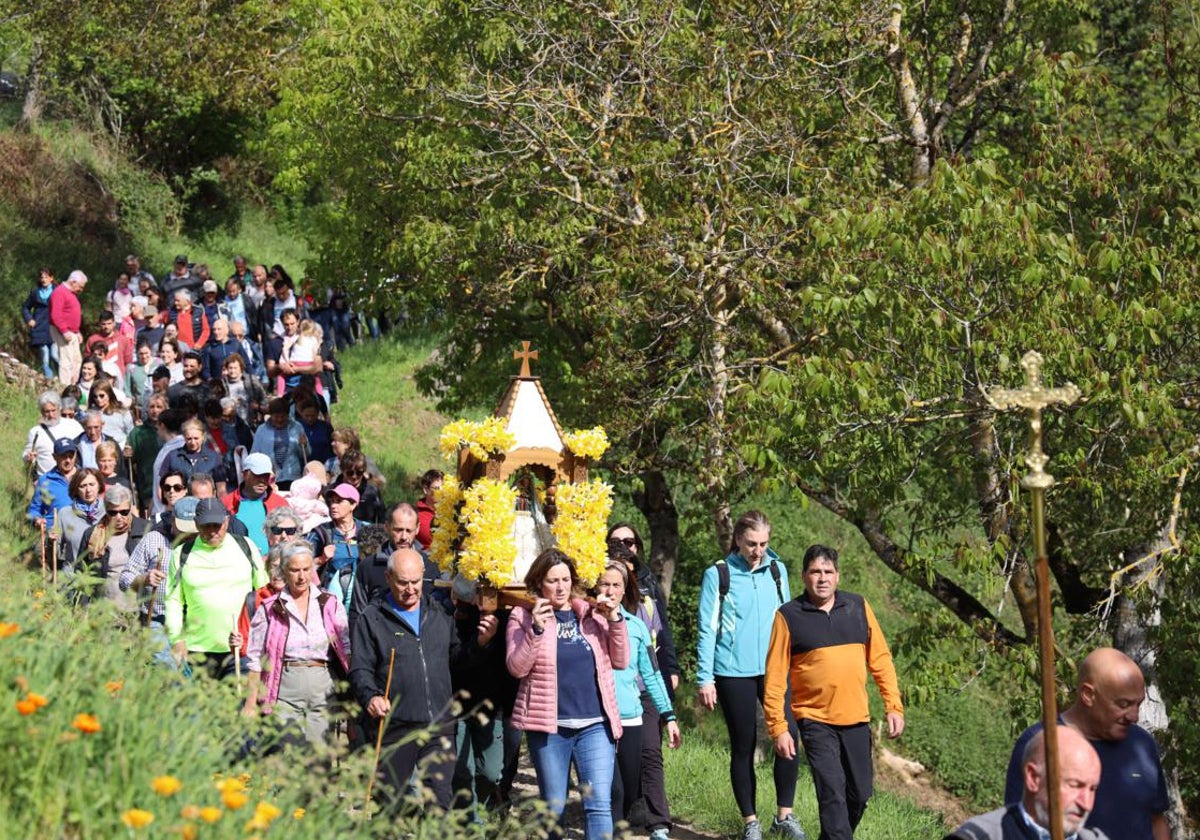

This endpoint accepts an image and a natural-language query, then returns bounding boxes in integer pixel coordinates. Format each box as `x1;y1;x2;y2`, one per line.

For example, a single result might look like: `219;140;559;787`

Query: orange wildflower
197;806;222;824
151;775;183;797
105;680;124;696
178;825;198;840
27;692;48;709
16;698;38;716
120;808;155;829
71;712;101;734
221;790;248;810
0;622;18;638
179;805;201;820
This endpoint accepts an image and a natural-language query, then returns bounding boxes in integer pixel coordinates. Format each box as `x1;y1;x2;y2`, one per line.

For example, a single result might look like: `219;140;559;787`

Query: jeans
453;716;505;816
37;344;55;379
527;722;617;840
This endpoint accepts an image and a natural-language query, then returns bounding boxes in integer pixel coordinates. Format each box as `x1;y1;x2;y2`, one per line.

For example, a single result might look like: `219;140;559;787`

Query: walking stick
232;613;242;696
143;546;167;628
364;648;396;815
50;512;58;587
39;522;46;581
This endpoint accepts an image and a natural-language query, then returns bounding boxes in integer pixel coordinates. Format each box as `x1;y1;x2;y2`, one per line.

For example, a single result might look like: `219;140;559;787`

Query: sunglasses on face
107;508;131;516
163;483;186;492
613;537;637;547
271;526;299;535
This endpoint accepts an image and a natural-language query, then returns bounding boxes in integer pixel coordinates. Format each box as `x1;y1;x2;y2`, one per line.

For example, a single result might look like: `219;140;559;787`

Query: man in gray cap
165;497;266;678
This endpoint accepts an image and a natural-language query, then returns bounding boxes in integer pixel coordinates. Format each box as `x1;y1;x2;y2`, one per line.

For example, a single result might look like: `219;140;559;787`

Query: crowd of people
15;258;1175;840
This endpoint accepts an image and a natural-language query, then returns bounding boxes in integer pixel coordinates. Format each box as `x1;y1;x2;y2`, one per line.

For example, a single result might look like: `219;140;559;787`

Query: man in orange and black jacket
763;544;905;840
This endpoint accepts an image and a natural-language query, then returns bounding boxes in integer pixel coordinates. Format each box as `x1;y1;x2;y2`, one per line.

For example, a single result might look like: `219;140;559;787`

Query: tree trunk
633;469;680;601
707;281;733;553
1113;535;1188;832
18;39;44;132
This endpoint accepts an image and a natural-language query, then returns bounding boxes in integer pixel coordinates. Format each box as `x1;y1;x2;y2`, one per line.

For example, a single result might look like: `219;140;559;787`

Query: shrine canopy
456;340;589;486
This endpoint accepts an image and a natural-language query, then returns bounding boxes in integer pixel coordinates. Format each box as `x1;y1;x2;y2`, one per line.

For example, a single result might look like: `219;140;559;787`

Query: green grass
326;332;451;498
662;701;945;838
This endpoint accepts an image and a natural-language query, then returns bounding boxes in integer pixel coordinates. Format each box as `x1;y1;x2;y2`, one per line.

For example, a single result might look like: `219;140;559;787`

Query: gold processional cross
987;350;1081;840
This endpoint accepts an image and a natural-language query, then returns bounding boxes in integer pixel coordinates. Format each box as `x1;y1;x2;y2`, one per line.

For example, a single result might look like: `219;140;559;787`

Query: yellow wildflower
221;790;249;810
0;622;19;638
292;807;306;820
244;801;282;830
120;808;155;829
152;776;183;797
198;806;222;823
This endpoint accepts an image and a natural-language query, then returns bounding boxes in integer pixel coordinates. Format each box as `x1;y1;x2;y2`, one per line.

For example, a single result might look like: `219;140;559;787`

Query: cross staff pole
987;350;1080;840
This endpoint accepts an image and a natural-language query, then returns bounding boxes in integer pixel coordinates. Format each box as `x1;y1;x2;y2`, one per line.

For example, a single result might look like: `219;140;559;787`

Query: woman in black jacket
22;267;56;379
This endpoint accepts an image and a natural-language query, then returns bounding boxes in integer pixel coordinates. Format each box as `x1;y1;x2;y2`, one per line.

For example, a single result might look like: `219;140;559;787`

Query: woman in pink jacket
507;548;629;840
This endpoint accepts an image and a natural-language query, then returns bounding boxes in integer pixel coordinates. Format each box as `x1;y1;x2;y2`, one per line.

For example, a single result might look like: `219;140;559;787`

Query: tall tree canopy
269;0;1200;812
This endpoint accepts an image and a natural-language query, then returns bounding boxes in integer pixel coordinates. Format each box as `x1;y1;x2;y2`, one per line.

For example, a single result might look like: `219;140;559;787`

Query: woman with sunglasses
77;485;151;611
605;522;682;840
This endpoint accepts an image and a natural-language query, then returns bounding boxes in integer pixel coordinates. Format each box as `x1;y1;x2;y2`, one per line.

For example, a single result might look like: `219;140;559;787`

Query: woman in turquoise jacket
695;511;805;840
598;561;681;834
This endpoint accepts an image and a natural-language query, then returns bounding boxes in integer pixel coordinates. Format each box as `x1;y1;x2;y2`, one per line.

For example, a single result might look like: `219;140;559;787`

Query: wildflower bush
0;567;548;840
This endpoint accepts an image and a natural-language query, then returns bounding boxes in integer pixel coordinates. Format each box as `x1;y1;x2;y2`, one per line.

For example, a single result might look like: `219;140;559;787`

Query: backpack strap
715;559;730;641
770;557;784;605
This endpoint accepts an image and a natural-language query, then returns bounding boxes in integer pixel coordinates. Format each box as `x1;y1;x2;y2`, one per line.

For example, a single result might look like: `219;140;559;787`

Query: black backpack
714;556;784;640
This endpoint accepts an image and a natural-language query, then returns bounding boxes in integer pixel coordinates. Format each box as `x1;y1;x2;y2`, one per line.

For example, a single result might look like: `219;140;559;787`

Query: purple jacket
255;589;350;709
506;598;629;737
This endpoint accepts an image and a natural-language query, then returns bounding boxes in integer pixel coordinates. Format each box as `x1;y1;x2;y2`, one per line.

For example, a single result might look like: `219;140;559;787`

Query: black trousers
638;693;672;831
798;719;873;840
716;675;800;819
612;722;643;826
375;720;457;812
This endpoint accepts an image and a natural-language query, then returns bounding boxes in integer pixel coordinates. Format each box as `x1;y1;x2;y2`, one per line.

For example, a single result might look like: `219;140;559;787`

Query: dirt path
510;744;969;839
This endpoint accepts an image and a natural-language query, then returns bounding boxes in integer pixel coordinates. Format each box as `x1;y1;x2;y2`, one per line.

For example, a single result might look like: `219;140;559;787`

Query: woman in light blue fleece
695;510;805;840
597;560;681;836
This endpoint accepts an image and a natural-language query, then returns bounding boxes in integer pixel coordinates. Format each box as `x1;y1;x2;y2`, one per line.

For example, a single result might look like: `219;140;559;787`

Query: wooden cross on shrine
514;340;539;378
986;350;1080;840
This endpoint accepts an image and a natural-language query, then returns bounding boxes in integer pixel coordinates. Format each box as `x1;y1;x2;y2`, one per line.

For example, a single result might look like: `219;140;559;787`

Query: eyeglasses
163;483;186;492
613;537;637;547
270;526;299;535
343;469;364;478
107;508;131;516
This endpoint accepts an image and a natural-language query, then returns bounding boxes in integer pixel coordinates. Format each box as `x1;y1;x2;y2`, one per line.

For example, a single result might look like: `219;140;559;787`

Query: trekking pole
364;648;396;815
39;522;47;581
232;613;242;696
126;456;138;516
143;546;167;629
50;512;58;587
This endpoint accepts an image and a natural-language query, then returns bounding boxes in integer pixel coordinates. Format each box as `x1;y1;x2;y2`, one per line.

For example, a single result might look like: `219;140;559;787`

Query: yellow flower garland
439;418;516;462
429;476;465;573
564;427;610;460
551;480;614;587
456;479;519;586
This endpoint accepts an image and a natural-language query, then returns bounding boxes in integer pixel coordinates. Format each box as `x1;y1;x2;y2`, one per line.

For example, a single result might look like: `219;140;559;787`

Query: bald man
350;548;498;812
949;727;1108;839
1004;648;1171;840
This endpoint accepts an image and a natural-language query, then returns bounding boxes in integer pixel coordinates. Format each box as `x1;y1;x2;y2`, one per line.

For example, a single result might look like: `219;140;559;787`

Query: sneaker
771;814;808;840
742;819;763;840
649;830;670;840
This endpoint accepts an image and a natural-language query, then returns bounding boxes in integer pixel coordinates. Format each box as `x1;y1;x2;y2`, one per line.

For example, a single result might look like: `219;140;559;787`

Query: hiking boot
649;830;670;840
771;814;808;840
742;819;763;840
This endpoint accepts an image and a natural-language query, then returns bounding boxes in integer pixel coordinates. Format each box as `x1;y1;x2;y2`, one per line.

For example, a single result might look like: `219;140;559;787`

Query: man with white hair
50;269;87;384
948;726;1109;840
